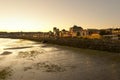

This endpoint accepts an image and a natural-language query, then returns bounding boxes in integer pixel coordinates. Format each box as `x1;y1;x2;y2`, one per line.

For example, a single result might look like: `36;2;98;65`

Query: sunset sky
0;0;120;32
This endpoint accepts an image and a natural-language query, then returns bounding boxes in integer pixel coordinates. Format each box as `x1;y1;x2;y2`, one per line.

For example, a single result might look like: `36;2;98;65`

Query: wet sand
0;38;120;80
4;46;33;50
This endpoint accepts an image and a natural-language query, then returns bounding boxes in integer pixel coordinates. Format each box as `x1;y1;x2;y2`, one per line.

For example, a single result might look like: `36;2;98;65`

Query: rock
1;51;12;55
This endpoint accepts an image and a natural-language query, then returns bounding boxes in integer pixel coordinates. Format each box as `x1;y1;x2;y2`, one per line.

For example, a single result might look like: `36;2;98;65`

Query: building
89;33;102;39
53;27;60;38
112;28;120;35
48;31;54;38
87;29;100;35
69;25;83;37
100;28;120;40
59;29;71;37
81;29;89;36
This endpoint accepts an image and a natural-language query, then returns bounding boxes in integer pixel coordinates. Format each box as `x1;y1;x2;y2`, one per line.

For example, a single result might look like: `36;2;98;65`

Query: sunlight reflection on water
0;38;120;80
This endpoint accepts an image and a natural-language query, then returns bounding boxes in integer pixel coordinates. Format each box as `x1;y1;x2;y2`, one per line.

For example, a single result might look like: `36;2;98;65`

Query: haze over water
0;38;120;80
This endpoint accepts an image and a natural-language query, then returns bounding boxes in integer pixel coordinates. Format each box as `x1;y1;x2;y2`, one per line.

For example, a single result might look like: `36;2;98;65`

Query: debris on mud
23;67;32;71
33;62;66;72
18;50;44;58
0;67;12;80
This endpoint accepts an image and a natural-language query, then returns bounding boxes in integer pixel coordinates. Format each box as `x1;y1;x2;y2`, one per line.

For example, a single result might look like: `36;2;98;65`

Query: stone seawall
45;38;120;53
19;37;120;53
1;36;120;53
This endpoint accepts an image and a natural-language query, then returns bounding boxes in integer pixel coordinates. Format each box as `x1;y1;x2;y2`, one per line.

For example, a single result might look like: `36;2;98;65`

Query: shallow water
0;38;120;80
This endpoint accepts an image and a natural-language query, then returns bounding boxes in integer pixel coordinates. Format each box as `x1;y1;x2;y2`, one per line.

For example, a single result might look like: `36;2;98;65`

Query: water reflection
4;46;33;50
0;38;120;80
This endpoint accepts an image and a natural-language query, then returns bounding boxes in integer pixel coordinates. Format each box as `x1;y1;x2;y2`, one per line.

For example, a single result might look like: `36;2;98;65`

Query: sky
0;0;120;32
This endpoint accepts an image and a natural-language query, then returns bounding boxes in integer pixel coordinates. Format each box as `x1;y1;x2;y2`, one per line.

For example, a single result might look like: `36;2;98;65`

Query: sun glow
0;17;41;32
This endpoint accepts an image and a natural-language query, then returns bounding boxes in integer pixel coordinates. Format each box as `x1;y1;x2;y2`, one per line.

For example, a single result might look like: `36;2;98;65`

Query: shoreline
0;37;120;53
6;37;120;53
42;38;120;53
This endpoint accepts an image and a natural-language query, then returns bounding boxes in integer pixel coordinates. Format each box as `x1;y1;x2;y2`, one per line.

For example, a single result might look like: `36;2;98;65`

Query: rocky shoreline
14;37;120;53
0;36;120;53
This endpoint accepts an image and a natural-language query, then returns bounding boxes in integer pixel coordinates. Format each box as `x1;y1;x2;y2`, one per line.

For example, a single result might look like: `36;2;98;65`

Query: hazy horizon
0;0;120;32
